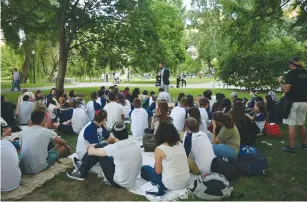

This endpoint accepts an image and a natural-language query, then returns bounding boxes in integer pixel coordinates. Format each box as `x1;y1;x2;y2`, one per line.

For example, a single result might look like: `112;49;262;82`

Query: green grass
3;87;307;201
122;77;215;85
1;82;55;89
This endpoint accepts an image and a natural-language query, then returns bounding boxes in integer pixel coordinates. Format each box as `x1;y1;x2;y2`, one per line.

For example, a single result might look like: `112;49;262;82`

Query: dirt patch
21;173;146;201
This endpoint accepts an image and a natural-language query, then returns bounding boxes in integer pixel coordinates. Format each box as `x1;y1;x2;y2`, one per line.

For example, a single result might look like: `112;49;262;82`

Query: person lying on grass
67;122;142;189
19;111;72;174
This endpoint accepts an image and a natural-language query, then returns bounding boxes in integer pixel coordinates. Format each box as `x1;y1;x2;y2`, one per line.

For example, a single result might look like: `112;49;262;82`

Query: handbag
264;122;282;137
142;133;156;152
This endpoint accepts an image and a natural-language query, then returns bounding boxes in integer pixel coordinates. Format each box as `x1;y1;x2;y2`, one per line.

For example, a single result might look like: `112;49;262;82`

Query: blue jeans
11;80;20;91
141;165;167;190
212;144;238;160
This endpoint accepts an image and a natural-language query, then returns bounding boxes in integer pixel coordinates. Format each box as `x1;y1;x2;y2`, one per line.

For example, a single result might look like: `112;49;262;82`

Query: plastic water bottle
57;117;60;123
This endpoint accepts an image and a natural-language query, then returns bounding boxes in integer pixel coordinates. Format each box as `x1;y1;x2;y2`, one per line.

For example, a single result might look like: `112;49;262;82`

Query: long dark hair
118;94;127;106
213;111;234;129
132;88;140;99
35;90;43;101
177;93;185;103
188;107;201;127
255;101;267;118
223;98;232;113
156;122;180;147
265;95;274;120
230;101;247;127
203;90;212;100
157;101;169;121
187;94;194;108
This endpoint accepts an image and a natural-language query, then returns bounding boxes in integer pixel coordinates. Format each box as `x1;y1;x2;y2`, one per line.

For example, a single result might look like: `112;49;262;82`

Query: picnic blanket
69;139;198;201
1;158;73;201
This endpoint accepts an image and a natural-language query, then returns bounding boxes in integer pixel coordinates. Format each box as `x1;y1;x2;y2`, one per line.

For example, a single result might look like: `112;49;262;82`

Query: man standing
279;57;307;155
11;68;21;92
159;62;170;93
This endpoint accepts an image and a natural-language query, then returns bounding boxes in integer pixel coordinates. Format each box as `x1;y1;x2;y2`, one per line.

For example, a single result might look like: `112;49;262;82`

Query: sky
183;0;192;10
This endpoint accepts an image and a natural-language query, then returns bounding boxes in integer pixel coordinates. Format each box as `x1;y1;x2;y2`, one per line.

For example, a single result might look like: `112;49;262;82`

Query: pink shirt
13;72;19;81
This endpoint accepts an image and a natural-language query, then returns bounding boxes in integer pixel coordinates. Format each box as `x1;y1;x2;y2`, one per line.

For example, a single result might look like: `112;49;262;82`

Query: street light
32;50;36;84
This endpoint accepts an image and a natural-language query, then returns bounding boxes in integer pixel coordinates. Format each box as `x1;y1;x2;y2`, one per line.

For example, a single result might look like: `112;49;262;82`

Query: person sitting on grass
32;101;53;129
148;95;157;112
222;98;232;114
175;93;185;107
131;88;141;103
86;91;102;121
104;92;125;131
246;101;267;135
96;90;107;109
188;107;212;142
212;111;240;160
123;87;133;103
76;109;109;161
53;98;86;135
212;93;225;112
229;101;257;146
203;90;215;113
1;119;21;192
198;98;210;126
68;122;142;189
18;95;35;125
170;97;189;133
183;117;215;175
151;100;173;135
19;111;72;174
131;98;148;139
187;94;196;108
117;94;131;120
158;87;170;103
35;90;45;103
46;96;61;122
141;122;190;191
1;95;21;132
264;95;279;123
141;90;150;109
149;91;156;106
247;90;257;110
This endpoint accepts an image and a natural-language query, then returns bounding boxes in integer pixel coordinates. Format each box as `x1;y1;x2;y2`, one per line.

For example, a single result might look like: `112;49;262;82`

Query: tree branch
69;38;101;50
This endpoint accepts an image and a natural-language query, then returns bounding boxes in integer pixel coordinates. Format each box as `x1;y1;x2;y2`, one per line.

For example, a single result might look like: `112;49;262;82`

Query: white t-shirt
18;101;35;124
122;100;131;119
1;140;21;192
158;142;190;190
48;103;57;119
199;108;209;133
86;100;100;121
149;97;154;106
170;106;187;132
131;108;148;139
103;139;142;188
103;102;124;129
158;92;171;103
71;108;87;134
183;131;215;174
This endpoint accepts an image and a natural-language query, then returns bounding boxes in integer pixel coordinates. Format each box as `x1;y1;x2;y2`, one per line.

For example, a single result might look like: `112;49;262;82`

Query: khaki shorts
283;102;307;126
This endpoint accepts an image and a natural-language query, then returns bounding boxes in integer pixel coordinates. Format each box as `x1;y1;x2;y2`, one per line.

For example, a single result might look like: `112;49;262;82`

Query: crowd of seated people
1;84;285;193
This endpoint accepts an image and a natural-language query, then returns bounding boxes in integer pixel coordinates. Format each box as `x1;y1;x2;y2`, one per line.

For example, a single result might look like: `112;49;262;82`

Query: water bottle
57;117;60;124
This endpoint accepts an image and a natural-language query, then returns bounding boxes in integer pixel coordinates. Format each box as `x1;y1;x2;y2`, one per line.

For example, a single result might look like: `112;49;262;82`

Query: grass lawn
122;77;215;85
1;82;55;89
2;87;307;201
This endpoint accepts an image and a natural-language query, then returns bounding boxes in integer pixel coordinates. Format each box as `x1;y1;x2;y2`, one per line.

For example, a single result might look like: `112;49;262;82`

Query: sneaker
66;170;85;181
72;157;81;170
282;146;296;155
297;143;307;150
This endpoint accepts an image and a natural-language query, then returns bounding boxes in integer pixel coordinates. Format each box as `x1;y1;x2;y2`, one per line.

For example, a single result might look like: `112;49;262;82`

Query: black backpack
237;151;267;176
211;157;239;182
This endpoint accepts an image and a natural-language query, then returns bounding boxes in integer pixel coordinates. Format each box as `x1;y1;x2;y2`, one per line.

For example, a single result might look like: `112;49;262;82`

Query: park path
1;81;242;93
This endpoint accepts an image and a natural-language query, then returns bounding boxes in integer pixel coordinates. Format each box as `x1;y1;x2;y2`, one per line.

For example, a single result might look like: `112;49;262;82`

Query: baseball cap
230;92;237;98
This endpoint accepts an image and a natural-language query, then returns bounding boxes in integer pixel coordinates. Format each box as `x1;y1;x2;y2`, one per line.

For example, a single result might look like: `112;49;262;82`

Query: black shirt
1;102;16;125
235;115;257;146
285;68;307;102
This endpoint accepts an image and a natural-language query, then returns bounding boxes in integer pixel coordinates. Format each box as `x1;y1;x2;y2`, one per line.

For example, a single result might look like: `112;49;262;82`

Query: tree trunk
56;0;68;91
207;58;211;70
21;55;31;83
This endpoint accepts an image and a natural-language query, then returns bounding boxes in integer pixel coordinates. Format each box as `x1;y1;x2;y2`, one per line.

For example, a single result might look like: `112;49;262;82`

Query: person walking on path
11;68;21;92
279;57;307;155
159;62;170;93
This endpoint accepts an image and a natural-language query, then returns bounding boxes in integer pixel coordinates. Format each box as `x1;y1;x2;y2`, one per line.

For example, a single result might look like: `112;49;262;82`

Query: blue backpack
239;145;257;156
237;151;267;176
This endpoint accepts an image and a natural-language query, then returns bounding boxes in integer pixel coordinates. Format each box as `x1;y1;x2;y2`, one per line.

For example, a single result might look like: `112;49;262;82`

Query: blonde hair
33;101;48;113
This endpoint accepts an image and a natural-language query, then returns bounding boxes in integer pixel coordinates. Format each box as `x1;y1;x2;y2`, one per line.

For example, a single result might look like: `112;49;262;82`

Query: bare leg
288;125;296;148
53;123;60;129
54;145;71;158
299;125;307;144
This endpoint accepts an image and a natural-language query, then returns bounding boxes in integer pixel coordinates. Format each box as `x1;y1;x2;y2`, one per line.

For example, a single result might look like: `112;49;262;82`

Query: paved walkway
1;81;243;93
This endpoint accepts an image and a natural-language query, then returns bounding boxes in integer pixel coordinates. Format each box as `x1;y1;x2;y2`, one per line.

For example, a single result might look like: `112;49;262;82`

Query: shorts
283;102;307;126
58;124;77;135
45;148;60;170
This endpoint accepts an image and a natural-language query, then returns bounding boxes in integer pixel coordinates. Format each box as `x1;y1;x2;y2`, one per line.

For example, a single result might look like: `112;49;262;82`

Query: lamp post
32;50;36;84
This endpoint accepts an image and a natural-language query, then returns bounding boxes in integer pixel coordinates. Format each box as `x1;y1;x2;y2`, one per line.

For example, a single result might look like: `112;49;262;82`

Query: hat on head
112;122;128;140
230;92;237;98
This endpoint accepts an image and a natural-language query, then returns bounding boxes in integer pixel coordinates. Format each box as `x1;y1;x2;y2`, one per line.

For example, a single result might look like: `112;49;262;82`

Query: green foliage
1;45;24;79
217;37;307;90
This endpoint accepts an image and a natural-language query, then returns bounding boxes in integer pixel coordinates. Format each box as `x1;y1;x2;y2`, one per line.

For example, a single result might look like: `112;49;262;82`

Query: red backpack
264;122;282;137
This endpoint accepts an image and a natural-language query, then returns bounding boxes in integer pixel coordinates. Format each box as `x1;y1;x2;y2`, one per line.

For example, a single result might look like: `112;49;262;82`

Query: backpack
142;133;156;152
264;122;282;138
211;157;239;182
237;151;267;176
239;145;257;156
276;96;292;119
189;173;234;201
